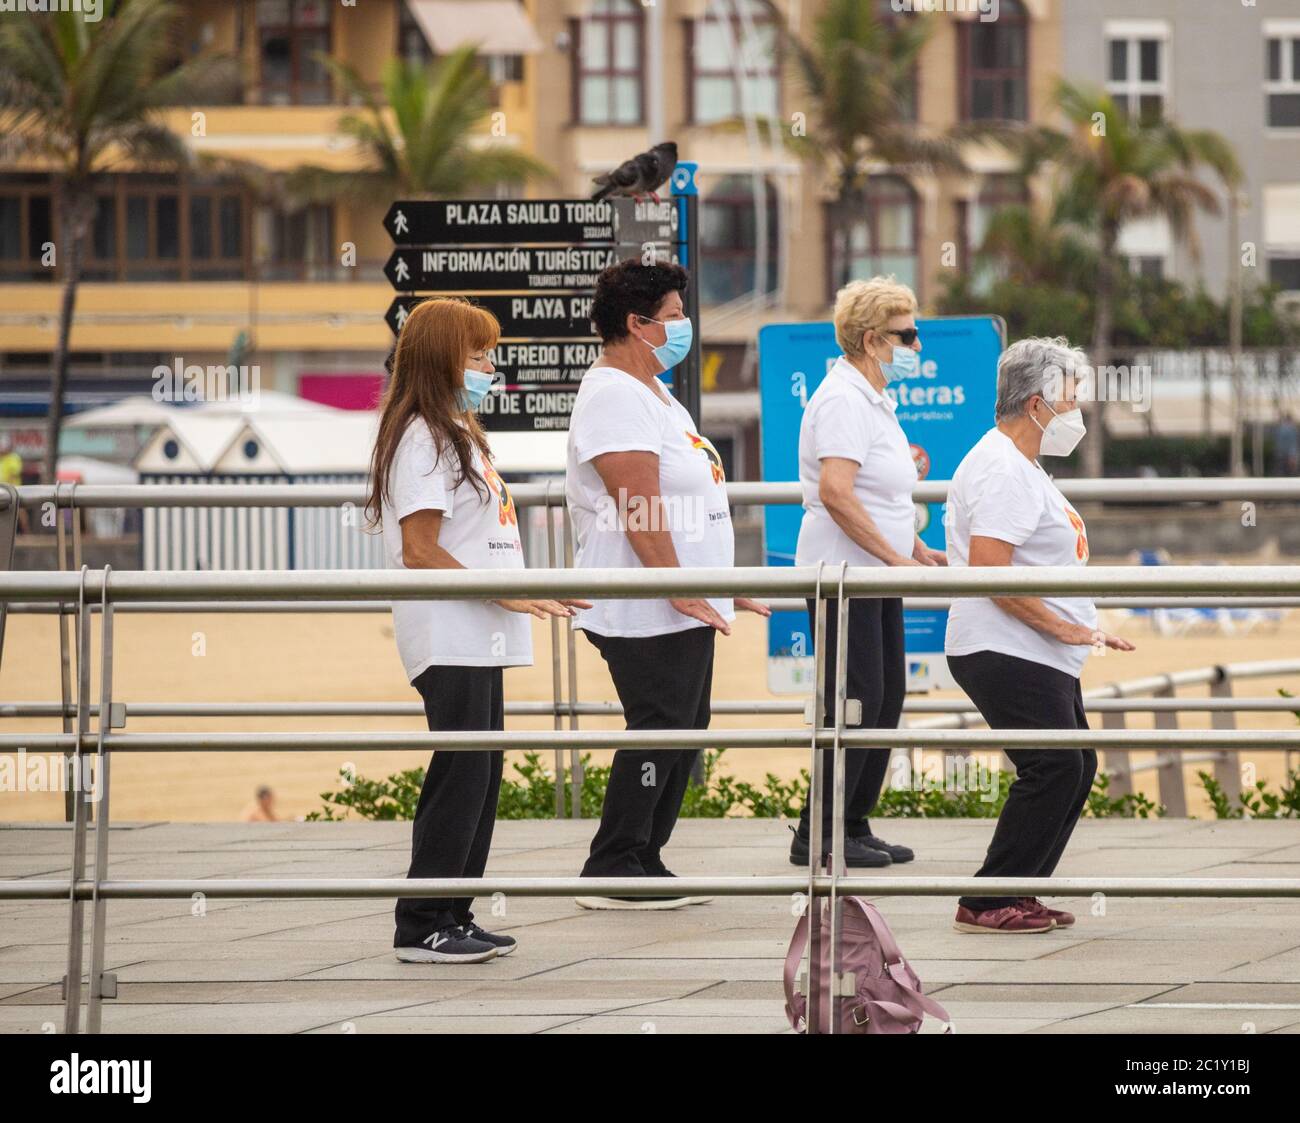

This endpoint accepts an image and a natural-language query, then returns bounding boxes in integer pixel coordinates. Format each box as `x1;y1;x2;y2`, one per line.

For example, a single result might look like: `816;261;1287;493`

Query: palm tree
0;0;237;484
287;49;549;203
975;203;1098;290
1020;81;1241;476
754;0;974;288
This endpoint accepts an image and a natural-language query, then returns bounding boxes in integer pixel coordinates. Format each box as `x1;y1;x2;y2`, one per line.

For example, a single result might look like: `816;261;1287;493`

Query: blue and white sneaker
461;922;517;956
395;924;498;964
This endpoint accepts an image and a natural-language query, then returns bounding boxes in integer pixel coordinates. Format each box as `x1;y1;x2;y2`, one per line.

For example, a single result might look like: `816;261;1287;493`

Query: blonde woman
789;277;944;869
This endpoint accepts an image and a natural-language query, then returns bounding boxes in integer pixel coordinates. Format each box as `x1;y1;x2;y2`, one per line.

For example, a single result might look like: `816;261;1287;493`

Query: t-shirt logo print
685;430;725;486
1065;505;1089;562
483;463;517;528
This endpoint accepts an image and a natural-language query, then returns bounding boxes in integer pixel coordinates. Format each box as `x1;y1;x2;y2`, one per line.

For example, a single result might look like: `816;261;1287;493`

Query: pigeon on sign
590;141;678;202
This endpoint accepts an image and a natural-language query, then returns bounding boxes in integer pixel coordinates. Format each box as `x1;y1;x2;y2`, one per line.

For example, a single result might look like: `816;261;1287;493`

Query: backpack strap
844;898;955;1032
784;910;810;1028
845;897;907;964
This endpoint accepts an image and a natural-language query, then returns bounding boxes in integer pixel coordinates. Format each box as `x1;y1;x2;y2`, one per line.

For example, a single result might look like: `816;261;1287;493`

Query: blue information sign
758;315;1005;692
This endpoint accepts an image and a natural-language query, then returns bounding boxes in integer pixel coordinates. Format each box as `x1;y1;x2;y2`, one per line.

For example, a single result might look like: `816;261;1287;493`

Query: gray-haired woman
944;337;1134;935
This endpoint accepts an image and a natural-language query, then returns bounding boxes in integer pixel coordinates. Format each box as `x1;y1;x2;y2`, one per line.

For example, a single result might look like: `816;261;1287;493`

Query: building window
0;175;55;282
958;173;1028;282
1107;27;1168;123
1125;255;1165;281
572;0;643;125
0;175;246;284
700;175;779;305
261;203;335;281
1269;256;1300;291
1266;30;1300;128
256;0;332;106
75;176;246;282
959;0;1028;122
687;0;778;126
398;2;433;69
829;175;919;296
875;0;917;122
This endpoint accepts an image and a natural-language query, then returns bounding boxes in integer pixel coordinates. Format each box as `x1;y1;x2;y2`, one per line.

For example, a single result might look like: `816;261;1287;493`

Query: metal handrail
6;729;1300;752
5;695;1299;719
7;476;1300;509
9;479;1300;1034
4;876;1298;902
7;595;1300;614
4;564;1300;600
4;563;1300;1037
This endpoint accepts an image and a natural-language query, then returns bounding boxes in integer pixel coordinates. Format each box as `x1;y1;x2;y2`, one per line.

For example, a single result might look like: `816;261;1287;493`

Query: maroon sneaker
1019;897;1075;928
953;903;1055;934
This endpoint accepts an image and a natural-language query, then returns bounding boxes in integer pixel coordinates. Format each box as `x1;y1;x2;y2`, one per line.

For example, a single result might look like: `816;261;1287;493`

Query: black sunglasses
883;328;920;346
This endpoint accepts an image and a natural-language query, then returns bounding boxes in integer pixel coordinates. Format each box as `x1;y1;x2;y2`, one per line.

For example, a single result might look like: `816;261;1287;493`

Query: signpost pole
672;163;702;425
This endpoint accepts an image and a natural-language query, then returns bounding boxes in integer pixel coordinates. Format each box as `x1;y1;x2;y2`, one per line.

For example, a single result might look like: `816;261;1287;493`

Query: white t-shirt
565;365;736;638
381;419;531;679
795;356;919;567
944;427;1098;677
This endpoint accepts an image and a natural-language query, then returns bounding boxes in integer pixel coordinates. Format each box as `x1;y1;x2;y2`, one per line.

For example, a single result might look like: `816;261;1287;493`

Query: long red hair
366;297;500;528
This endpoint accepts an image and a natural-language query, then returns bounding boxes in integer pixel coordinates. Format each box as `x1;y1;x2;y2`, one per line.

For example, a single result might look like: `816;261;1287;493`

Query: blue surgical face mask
640;316;693;371
880;344;919;384
458;368;496;411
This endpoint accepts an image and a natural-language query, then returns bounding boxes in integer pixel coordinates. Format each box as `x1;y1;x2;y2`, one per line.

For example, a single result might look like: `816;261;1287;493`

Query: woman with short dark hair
565;259;769;910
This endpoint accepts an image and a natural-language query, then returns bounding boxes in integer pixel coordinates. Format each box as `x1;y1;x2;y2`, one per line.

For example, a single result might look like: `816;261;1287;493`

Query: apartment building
0;0;1062;481
1060;0;1300;302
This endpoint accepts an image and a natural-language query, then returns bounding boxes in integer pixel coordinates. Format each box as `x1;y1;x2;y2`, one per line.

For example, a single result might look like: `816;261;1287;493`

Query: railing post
1209;669;1240;796
562;502;582;818
62;565;92;1035
827;565;850;1035
1101;708;1133;798
1153;680;1188;817
543;482;564;819
56;482;75;822
86;567;117;1034
0;483;19;669
804;563;827;1035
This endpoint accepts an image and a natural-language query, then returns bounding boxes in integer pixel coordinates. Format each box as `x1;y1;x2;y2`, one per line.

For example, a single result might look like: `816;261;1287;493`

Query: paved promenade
2;818;1299;1034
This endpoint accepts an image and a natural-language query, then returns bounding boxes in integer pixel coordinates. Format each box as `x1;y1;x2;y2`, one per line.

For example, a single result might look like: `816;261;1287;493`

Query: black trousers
580;625;716;878
796;597;906;847
948;650;1097;911
393;664;504;945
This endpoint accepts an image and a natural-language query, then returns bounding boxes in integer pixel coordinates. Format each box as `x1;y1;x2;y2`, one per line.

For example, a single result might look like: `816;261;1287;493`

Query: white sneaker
574;895;694;911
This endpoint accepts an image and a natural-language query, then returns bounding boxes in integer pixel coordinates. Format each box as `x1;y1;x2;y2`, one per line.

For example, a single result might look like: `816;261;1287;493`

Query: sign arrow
385;294;598;338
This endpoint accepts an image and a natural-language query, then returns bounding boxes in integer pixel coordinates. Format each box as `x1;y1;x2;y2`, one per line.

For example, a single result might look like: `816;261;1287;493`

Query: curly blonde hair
833;277;918;358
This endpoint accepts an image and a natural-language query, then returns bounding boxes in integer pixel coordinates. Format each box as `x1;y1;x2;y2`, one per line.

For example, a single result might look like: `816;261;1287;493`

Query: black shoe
460;922;517;956
395;924;498;963
859;834;914;863
787;826;892;868
638;864;712;905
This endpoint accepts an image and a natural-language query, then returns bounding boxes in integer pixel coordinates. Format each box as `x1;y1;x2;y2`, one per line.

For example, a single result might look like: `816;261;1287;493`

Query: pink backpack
784;896;953;1034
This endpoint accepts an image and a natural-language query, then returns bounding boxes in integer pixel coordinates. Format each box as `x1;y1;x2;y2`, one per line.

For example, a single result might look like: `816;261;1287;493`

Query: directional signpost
381;181;693;432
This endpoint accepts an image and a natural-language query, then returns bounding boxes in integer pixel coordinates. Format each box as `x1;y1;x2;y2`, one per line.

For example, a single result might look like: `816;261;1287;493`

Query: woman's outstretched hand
494;599;578;619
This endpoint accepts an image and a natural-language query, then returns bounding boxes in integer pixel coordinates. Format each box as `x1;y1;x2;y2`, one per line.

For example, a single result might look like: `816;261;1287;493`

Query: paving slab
1;818;1297;1034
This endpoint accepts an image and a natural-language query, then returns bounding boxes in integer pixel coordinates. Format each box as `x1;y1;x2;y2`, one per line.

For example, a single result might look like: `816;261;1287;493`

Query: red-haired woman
368;297;587;964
